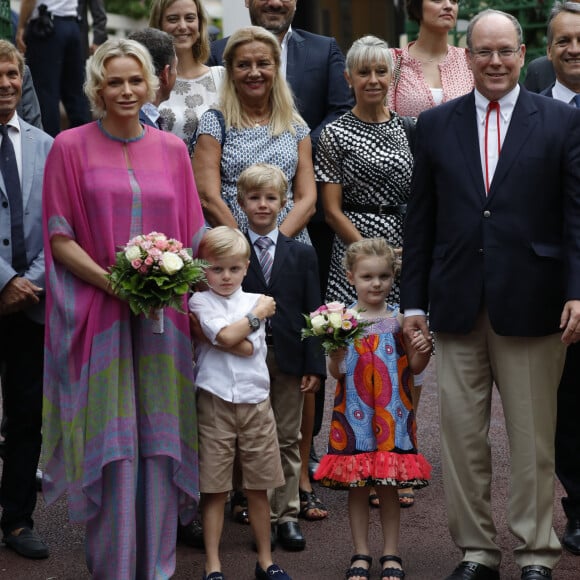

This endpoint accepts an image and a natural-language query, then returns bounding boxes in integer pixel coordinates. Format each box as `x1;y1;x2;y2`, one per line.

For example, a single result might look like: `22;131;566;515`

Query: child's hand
328;346;347;362
300;374;321;393
189;312;209;344
410;329;432;355
254;294;276;319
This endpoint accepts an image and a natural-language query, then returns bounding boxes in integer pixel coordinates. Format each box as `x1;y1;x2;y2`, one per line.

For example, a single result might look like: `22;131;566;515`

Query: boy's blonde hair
344;238;400;276
199;226;250;261
237;163;288;206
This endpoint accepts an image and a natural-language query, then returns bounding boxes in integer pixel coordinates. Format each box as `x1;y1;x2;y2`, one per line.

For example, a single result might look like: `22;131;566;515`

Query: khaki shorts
197;389;285;493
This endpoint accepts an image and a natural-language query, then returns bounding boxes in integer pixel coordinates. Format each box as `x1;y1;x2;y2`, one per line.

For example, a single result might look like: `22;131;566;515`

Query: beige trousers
436;311;566;570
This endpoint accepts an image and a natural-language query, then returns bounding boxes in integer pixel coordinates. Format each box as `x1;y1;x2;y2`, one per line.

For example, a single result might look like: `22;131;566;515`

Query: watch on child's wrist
245;312;260;332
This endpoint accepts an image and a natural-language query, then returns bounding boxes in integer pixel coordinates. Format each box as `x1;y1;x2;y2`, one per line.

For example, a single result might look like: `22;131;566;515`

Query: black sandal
346;554;372;579
230;491;250;525
299;488;328;520
380;555;405;579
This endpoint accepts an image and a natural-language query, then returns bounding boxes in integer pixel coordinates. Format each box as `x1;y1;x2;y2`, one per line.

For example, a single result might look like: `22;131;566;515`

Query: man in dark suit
238;163;326;551
78;0;107;60
401;9;580;580
208;0;352;476
0;39;53;560
128;28;177;130
539;0;580;557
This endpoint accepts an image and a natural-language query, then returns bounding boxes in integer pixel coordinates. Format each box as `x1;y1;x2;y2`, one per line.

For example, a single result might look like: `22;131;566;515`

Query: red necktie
484;101;501;193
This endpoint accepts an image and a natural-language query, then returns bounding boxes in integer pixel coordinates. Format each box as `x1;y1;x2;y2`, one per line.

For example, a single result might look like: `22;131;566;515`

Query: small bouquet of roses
107;231;207;333
301;301;369;354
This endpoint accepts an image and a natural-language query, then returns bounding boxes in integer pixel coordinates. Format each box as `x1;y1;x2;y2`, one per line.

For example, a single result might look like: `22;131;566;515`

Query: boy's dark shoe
276;521;305;551
562;518;580;554
255;562;291;579
3;527;49;559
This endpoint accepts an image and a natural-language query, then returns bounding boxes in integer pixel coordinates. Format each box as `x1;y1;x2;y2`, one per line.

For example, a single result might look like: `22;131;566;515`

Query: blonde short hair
84;38;159;117
237;163;288;205
345;35;393;76
344;238;399;275
149;0;210;64
199;226;250;261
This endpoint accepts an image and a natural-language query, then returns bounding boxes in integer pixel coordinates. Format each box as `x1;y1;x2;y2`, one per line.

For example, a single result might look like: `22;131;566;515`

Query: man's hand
0;277;42;315
403;314;430;345
560;300;580;344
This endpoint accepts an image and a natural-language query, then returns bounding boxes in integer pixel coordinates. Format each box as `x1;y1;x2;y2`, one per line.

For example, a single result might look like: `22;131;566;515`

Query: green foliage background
105;0;152;20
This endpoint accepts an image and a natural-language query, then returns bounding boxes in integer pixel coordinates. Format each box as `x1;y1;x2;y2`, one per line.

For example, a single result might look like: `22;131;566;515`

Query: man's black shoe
277;521;305;551
445;561;499;580
562;518;580;555
521;565;552;579
3;527;49;559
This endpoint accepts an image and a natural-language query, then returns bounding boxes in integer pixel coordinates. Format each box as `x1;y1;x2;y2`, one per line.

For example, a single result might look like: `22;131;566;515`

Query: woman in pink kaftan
42;39;204;579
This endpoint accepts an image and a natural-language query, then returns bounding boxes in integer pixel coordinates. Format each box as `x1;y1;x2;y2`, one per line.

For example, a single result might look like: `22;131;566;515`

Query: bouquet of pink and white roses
107;232;207;333
301;301;370;354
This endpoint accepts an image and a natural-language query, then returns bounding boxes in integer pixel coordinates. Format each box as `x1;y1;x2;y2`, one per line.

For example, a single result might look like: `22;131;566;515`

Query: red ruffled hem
314;450;431;486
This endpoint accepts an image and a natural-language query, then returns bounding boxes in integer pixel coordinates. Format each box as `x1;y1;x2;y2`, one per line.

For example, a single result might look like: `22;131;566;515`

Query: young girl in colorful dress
314;238;432;580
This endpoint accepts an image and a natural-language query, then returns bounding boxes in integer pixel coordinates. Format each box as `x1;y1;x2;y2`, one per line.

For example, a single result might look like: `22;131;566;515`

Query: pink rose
131;259;142;269
138;265;149;274
144;256;154;266
326;301;345;313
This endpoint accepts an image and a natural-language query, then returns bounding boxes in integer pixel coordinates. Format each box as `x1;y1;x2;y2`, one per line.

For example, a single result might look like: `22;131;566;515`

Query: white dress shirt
474;85;519;190
188;287;270;404
1;114;23;188
552;79;579;105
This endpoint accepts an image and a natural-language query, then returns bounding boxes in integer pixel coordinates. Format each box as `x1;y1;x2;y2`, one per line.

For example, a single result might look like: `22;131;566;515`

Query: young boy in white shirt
188;226;291;580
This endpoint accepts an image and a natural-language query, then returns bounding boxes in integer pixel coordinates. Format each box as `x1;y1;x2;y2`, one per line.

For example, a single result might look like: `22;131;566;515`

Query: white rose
160;252;184;275
328;312;342;329
310;314;327;335
125;245;141;261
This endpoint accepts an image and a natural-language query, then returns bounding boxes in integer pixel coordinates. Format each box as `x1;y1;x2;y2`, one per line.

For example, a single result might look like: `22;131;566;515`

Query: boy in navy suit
238;164;326;551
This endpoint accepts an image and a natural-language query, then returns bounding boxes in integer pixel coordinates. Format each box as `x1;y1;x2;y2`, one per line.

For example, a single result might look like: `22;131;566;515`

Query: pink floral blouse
388;44;473;117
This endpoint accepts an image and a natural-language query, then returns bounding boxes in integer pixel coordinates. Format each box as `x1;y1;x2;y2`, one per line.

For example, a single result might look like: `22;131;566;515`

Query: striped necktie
255;236;274;284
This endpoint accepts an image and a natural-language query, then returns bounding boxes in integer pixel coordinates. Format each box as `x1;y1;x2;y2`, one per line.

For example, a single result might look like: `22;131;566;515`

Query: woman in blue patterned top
192;26;316;244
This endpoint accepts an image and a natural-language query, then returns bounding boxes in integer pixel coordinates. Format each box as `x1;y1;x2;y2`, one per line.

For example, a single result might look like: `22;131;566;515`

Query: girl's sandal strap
379;555;405;579
351;554;372;565
379;555;402;566
346;554;373;580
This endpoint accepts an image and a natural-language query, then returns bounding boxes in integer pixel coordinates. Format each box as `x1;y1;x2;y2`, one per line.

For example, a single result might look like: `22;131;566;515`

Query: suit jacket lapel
269;234;290;286
454;93;486;200
488;88;537;198
286;31;305;99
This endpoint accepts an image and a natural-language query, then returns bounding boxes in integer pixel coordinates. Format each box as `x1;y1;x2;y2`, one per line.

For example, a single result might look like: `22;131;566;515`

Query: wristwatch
245;313;260;332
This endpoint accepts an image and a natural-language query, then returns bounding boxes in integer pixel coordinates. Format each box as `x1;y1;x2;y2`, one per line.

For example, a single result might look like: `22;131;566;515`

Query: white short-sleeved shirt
189;287;270;403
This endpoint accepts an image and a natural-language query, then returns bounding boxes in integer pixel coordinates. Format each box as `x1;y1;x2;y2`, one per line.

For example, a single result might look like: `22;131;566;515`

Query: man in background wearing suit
401;9;580;580
128;28;178;130
0;39;53;560
540;0;580;557
78;0;107;60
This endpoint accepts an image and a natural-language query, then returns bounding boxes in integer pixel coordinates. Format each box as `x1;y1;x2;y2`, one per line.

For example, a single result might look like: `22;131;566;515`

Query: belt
342;203;407;216
53;15;80;21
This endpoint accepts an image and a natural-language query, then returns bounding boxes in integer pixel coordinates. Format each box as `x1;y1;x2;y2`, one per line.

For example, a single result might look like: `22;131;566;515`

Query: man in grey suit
0;39;52;560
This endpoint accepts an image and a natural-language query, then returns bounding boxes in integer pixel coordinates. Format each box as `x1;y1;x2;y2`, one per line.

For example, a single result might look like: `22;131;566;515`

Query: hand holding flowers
107;232;207;331
301;301;370;355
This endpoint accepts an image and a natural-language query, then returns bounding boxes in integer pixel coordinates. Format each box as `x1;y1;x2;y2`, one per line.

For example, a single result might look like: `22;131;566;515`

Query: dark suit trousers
0;312;44;535
556;342;580;519
24;17;91;136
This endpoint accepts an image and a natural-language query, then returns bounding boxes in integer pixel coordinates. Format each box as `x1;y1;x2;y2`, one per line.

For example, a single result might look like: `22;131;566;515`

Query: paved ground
1;360;578;579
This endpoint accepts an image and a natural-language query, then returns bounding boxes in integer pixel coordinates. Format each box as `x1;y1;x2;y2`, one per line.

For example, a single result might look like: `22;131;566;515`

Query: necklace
247;113;270;127
97;119;145;143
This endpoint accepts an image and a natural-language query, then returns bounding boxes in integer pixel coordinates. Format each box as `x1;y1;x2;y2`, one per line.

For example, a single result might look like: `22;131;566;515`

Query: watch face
247;314;260;330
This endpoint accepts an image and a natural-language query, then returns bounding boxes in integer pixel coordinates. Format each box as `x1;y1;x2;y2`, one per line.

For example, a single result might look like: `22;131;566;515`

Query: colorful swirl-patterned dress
314;308;431;489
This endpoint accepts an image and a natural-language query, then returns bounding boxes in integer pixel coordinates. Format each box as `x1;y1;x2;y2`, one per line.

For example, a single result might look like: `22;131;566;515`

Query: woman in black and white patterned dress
315;35;414;306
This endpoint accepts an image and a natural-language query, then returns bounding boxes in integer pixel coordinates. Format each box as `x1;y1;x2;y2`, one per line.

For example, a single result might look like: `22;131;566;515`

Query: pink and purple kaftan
42;122;204;525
